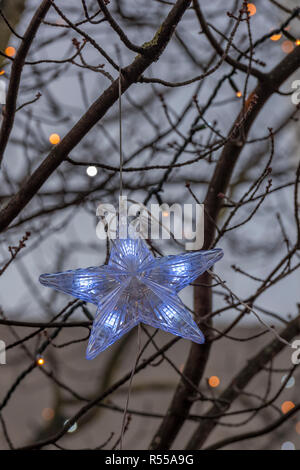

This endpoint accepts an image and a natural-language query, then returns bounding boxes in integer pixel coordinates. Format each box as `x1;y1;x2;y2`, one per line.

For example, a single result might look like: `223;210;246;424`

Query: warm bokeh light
236;91;242;98
281;401;295;414
0;70;5;76
296;39;300;46
5;46;16;57
270;33;282;41
247;3;256;16
86;165;98;177
162;211;169;217
37;357;45;366
49;133;61;145
281;375;295;389
209;376;220;388
42;408;55;421
281;40;294;54
64;419;78;433
281;441;295;451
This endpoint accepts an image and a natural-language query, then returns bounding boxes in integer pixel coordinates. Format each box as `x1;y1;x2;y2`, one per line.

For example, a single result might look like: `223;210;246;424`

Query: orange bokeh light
49;133;61;145
281;401;295;414
209;376;220;388
281;40;294;54
247;3;256;16
5;46;16;57
37;357;45;366
236;91;242;98
42;408;54;421
270;33;282;41
0;70;5;76
296;39;300;46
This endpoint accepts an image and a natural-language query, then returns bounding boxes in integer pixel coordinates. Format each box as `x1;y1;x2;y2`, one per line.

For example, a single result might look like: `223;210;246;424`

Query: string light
281;442;295;451
208;376;220;388
0;71;5;76
64;419;78;433
236;91;242;98
296;39;300;46
247;3;257;16
49;133;61;145
42;408;54;421
281;401;295;414
295;422;300;434
281;375;295;389
37;357;45;366
270;33;282;41
5;46;16;57
281;40;294;54
86;166;98;177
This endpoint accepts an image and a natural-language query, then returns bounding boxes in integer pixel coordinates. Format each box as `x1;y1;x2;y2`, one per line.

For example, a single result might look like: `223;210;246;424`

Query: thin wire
118;66;123;197
117;59;140;450
119;324;141;450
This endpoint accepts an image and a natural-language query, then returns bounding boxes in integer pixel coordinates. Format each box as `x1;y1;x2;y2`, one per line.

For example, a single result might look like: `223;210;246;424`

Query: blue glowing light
39;238;223;359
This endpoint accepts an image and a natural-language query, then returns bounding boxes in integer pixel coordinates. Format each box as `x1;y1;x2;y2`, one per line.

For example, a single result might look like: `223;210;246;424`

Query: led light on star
86;166;98;177
171;263;188;275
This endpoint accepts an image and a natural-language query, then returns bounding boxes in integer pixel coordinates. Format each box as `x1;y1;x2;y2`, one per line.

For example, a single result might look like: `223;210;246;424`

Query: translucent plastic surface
40;238;223;359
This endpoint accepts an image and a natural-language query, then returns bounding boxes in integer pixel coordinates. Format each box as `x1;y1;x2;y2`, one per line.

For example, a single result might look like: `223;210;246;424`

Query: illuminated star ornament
40;237;223;359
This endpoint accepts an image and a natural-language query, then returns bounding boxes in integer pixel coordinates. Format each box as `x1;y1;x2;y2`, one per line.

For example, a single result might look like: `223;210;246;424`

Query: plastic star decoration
40;237;223;360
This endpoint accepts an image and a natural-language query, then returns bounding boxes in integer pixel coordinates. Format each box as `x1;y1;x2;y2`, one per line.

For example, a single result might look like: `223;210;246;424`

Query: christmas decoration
40;236;223;359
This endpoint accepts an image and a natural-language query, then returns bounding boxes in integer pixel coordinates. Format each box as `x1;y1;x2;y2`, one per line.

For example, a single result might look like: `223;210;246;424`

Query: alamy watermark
291;80;300;105
0;340;6;365
95;196;204;250
291;339;300;365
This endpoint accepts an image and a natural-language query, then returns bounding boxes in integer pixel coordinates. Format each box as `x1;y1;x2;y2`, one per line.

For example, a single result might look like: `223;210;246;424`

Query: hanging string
118;66;123;197
119;323;141;450
117;60;142;450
